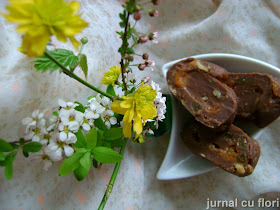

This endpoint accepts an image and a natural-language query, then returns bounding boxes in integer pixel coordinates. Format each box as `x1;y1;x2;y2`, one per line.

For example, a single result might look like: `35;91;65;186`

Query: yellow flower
101;66;121;86
111;84;157;138
2;0;89;57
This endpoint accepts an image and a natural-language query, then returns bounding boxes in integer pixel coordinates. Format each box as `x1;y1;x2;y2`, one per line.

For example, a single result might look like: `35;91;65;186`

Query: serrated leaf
74;129;87;148
94;117;106;132
85;128;97;149
22;142;42;153
106;84;116;97
79;152;91;169
59;152;84;176
0;139;14;152
34;49;78;73
69;56;79;71
79;54;88;79
91;147;122;164
74;101;86;113
103;128;123;141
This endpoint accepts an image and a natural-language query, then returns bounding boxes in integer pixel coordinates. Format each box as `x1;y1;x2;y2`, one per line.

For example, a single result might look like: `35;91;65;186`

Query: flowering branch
98;138;128;210
44;51;114;100
120;12;131;91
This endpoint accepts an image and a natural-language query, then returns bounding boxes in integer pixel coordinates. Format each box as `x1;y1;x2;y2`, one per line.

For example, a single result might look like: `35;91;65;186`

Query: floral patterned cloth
0;0;280;209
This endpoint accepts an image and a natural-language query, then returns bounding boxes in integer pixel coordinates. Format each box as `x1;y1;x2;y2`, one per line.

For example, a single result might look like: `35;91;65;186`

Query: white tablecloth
0;0;280;209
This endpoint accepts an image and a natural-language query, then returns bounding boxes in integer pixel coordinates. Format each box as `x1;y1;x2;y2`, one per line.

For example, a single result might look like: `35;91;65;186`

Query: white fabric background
0;0;280;209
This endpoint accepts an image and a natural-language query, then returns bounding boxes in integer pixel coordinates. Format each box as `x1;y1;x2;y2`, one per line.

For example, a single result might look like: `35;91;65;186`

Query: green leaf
0;152;5;161
69;56;79;71
59;152;84;176
104;128;123;141
110;138;125;148
5;163;13;179
74;129;87;148
74;147;88;153
106;84;116;97
22;142;42;153
91;147;122;164
119;22;126;28
79;152;91;169
74;164;90;181
3;152;17;179
74;101;86;113
118;47;125;57
92;158;98;168
0;139;14;152
94;117;106;132
79;54;88;79
53;111;59;117
127;47;134;54
22;150;29;157
34;49;78;73
85;128;97;149
96;129;104;147
10;143;20;149
132;34;138;44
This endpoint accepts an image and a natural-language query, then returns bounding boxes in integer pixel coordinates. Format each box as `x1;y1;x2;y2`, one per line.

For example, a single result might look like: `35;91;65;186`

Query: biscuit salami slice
181;120;260;177
167;58;237;129
222;73;280;127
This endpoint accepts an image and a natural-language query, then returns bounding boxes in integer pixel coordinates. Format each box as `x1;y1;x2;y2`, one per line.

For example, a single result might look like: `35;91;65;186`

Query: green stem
44;51;114;100
98;139;128;210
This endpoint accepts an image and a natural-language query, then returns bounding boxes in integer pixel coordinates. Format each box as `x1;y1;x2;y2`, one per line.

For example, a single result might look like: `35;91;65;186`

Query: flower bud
143;76;151;83
138;64;146;71
134;12;141;21
149;9;159;17
80;37;88;44
152;0;160;5
145;60;155;67
142;53;149;60
128;55;134;62
134;5;142;12
138;36;149;44
149;32;159;40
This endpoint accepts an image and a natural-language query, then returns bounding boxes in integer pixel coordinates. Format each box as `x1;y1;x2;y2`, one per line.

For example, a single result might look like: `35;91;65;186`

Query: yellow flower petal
123;120;132;138
19;33;50;57
133;112;143;135
111;100;127;115
3;0;89;57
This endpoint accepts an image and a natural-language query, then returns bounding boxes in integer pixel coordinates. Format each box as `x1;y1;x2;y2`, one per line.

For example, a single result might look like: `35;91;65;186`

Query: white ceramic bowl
157;53;280;180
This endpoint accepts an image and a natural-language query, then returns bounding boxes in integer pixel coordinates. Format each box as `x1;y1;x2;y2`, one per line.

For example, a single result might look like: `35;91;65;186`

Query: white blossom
101;110;117;129
47;140;74;157
82;110;94;132
24;123;47;142
22;109;46;131
85;98;105;119
151;81;167;128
